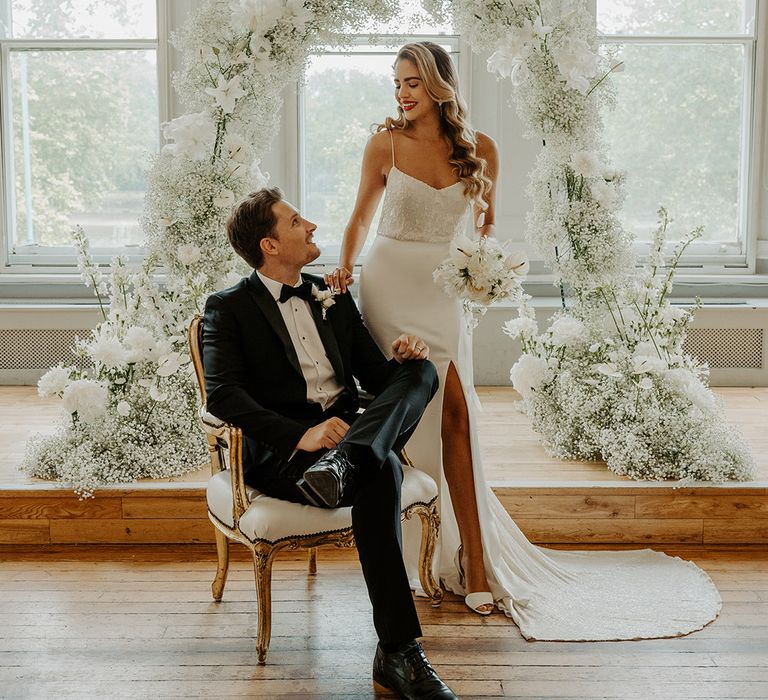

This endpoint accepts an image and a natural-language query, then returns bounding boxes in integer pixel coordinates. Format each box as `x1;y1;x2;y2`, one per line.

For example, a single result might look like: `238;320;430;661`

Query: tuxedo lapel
303;274;347;388
245;272;303;379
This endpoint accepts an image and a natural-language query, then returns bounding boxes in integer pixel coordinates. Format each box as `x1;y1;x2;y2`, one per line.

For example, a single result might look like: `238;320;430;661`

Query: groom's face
267;200;320;267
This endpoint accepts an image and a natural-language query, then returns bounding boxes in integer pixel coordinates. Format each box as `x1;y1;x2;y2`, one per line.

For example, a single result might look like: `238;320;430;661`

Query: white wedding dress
358;134;721;641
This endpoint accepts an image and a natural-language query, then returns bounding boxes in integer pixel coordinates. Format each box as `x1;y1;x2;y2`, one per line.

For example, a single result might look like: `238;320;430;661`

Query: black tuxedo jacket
202;270;399;470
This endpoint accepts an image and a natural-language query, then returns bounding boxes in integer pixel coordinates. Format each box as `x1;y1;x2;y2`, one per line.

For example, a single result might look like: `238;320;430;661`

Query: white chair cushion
206;465;438;544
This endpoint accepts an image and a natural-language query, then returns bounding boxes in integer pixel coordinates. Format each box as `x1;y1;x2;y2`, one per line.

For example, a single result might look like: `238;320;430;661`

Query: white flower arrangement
502;212;753;481
433;235;529;328
27;0;752;491
311;285;338;320
24;0;398;496
454;0;754;482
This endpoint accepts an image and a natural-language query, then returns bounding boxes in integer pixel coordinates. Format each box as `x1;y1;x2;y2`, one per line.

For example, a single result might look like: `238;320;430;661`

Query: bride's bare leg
441;362;492;607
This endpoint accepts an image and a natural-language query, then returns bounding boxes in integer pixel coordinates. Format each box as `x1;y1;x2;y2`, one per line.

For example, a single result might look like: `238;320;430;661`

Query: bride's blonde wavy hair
378;42;492;210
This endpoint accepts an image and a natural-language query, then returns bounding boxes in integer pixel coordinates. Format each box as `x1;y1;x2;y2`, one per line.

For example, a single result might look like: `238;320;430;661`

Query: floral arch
25;0;752;494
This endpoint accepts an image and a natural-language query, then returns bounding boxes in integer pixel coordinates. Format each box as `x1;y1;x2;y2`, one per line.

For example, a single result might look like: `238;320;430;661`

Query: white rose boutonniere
311;285;339;320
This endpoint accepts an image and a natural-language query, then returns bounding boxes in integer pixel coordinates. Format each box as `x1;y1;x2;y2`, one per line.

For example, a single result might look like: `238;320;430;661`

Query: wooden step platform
1;387;766;546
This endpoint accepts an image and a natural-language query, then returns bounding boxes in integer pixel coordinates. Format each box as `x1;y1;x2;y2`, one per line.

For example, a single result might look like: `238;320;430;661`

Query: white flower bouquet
433;234;529;328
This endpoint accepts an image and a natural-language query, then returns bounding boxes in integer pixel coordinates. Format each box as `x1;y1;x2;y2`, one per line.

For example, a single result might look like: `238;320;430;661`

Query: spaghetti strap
388;128;395;169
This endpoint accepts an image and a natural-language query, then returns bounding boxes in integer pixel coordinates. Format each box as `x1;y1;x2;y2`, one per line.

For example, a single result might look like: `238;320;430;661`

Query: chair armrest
198;406;250;528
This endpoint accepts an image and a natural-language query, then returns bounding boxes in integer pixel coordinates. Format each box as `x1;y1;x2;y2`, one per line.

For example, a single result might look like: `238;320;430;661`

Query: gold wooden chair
188;314;443;663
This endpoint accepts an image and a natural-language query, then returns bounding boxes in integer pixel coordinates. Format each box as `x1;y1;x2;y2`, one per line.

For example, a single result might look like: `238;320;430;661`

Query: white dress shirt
257;270;344;411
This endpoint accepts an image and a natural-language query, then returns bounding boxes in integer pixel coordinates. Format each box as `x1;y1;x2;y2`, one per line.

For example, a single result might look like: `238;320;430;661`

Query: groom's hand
392;334;430;363
296;417;350;452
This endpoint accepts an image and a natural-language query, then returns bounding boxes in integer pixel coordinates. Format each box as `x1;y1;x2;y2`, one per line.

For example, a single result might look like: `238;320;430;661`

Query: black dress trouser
246;359;439;646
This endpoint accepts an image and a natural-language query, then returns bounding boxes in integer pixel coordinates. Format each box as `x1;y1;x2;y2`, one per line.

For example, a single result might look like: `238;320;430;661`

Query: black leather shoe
372;641;457;699
297;448;355;508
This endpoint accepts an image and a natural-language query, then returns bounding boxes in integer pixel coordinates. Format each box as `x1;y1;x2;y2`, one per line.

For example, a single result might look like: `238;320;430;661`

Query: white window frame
294;32;465;268
0;0;170;273
597;2;763;274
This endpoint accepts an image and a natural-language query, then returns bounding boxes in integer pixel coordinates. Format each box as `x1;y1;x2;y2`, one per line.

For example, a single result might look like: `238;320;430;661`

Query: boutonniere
311;284;339;320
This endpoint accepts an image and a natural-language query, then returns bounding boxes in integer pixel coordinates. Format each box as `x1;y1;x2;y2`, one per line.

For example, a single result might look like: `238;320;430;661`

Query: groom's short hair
227;187;283;269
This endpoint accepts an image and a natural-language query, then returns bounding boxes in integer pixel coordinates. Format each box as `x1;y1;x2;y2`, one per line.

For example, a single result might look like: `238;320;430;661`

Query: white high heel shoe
454;545;494;616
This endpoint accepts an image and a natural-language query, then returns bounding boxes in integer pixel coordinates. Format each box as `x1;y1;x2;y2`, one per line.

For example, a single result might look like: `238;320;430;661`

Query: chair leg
415;502;444;607
211;528;230;602
252;542;277;664
307;547;317;575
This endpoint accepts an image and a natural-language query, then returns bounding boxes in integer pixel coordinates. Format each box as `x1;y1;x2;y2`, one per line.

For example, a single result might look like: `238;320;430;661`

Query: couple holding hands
203;42;721;700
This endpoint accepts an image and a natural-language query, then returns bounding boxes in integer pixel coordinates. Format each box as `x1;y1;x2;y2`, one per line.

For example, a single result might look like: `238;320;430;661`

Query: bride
325;41;721;640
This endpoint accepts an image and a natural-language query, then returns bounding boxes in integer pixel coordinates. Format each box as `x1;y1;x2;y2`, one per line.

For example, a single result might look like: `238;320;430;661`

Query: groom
202;187;457;699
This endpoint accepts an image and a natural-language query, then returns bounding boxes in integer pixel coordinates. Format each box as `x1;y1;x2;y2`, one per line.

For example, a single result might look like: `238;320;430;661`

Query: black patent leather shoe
372;641;457;699
297;447;355;508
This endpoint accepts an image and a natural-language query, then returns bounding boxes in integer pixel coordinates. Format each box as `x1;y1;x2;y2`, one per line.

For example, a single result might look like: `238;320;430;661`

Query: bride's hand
392;334;429;363
324;266;354;293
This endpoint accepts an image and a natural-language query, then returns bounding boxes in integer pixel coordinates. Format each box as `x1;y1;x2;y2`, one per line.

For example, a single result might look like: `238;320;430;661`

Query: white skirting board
0;300;766;386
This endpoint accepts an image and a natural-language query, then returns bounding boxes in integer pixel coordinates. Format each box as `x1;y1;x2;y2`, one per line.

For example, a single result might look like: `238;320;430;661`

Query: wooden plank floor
0;544;766;698
3;386;767;487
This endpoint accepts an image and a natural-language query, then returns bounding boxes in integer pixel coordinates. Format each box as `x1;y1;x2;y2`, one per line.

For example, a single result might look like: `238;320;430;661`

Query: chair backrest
188;314;207;405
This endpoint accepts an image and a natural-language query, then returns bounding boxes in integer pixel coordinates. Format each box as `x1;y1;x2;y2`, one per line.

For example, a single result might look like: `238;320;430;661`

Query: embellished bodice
376;166;471;244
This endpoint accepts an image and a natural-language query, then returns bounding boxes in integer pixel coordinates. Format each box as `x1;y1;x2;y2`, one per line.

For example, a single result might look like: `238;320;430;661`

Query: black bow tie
279;280;313;304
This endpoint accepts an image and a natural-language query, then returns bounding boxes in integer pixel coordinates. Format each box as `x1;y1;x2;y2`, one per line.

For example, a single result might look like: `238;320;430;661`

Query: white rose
571;150;602;178
38;367;71;397
177;242;202;267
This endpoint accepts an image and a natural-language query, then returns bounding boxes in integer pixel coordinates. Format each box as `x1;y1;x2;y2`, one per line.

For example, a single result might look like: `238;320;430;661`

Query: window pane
601;43;746;245
597;0;755;36
2;0;156;40
355;0;453;35
10;50;158;249
302;51;401;252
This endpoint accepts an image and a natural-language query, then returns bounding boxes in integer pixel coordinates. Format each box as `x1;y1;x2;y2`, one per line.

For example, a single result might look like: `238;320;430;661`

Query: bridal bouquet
433;234;529;328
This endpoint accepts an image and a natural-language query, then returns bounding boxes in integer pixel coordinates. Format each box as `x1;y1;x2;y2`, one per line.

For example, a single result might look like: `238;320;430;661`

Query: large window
298;1;457;262
0;0;162;268
597;0;758;266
